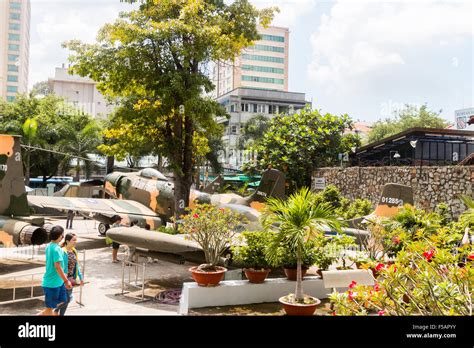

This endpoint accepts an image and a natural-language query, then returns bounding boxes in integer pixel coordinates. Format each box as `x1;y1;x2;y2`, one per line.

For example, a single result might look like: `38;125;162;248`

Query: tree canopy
244;107;360;192
0;94;102;182
64;0;277;218
368;104;448;143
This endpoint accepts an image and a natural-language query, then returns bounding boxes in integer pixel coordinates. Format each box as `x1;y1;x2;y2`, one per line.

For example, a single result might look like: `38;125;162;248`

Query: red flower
392;236;400;245
378;310;386;316
193;213;199;219
423;249;435;261
349;280;357;289
348;291;355;301
219;208;225;212
374;283;381;292
332;311;337;316
375;263;385;271
467;254;474;261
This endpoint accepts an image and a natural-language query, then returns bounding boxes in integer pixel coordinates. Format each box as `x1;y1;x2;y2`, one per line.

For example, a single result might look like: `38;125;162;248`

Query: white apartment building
0;0;30;102
212;26;289;98
48;66;114;118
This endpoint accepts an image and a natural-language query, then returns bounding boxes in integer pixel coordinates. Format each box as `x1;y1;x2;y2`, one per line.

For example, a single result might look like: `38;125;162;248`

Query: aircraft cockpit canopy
138;168;168;181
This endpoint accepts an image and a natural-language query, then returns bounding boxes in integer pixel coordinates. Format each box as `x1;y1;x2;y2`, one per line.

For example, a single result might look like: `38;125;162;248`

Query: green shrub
231;231;272;269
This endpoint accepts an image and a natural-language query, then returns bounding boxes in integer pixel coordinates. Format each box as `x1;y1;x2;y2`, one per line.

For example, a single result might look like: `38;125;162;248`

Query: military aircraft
28;164;286;234
106;183;414;265
0;135;48;247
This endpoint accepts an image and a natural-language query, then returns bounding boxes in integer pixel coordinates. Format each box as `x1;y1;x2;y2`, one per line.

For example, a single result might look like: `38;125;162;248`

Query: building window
7;86;18;93
253;104;258;113
260;34;285;42
10;2;21;9
242;75;285;85
257;104;265;113
9;23;20;30
241;103;249;112
8;44;20;51
241;65;284;74
241;54;284;64
230;104;235;112
7;96;16;102
7;75;18;82
10;12;21;20
8;64;19;72
8;33;20;41
230;125;237;134
251;44;284;53
268;105;278;114
8;54;19;62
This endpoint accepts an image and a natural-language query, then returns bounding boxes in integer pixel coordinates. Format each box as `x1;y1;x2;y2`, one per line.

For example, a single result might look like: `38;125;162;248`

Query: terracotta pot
243;268;271;283
189;266;227;287
283;267;308;281
279;295;321;316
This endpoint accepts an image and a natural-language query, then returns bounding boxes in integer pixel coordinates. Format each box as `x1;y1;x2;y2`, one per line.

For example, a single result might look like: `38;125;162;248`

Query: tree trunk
75;157;80;182
25;148;30;185
295;247;304;302
106;155;115;174
173;112;194;223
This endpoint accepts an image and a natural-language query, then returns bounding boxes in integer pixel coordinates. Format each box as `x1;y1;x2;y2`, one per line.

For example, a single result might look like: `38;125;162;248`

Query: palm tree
263;187;342;303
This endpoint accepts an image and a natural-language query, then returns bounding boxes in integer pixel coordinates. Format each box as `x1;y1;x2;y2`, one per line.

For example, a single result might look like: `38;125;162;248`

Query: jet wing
28;196;158;218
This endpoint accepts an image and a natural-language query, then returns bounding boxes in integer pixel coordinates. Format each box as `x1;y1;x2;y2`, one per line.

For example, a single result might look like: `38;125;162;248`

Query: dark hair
50;225;64;241
145;224;151;230
61;233;76;248
112;215;122;223
130;220;139;226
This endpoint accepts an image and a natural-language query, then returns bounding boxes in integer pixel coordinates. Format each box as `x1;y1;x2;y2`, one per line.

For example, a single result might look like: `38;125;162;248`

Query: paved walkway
0;218;196;315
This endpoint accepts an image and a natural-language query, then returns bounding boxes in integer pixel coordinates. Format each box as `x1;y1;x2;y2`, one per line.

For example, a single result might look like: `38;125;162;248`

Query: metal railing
0;249;87;307
0;244;46;261
116;260;149;303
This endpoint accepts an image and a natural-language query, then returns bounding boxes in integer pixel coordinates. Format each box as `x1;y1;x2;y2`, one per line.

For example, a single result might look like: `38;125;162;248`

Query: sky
29;0;473;124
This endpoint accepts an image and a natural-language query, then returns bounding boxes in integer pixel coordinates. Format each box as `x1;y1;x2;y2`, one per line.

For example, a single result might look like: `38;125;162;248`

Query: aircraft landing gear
98;223;110;236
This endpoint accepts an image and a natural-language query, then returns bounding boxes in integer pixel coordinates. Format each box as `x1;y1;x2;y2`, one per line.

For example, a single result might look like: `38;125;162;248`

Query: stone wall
312;166;474;218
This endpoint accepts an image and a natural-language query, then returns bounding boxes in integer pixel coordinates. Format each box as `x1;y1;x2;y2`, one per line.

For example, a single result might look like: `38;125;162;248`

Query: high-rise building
48;66;114;118
0;0;30;102
212;26;289;98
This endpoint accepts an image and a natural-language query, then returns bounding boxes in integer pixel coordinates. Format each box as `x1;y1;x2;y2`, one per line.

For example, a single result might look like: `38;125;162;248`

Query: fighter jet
0;135;48;247
28;163;286;234
106;183;414;265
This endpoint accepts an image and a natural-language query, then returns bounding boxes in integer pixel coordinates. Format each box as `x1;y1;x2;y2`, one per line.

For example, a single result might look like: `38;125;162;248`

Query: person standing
105;215;124;263
55;233;84;316
66;210;75;229
38;226;71;316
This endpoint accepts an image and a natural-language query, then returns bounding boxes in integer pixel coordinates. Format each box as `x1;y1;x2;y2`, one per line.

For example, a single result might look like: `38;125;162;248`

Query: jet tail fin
0;135;29;216
249;168;286;203
373;183;414;218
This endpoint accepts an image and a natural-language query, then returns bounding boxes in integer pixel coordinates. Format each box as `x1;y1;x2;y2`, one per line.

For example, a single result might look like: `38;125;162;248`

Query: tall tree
246;107;360;193
368;104;448;143
64;0;276;219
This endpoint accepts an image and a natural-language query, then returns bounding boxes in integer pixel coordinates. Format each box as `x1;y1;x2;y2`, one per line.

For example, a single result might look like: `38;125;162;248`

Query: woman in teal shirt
38;226;72;316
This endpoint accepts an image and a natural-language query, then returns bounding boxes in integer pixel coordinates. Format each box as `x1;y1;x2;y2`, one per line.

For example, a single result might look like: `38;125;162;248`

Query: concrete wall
312;166;474;218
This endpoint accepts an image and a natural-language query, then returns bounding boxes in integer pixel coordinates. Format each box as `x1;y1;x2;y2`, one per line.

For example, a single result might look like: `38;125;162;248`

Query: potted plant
231;231;272;283
269;239;318;281
263;187;342;316
331;233;356;270
180;204;243;287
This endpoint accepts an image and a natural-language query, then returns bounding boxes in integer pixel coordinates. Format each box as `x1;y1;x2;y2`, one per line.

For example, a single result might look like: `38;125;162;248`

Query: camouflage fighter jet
105;183;414;265
28;165;286;234
0;135;48;247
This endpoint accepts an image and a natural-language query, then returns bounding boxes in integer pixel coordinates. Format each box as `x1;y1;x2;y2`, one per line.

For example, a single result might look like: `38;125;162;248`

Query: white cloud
308;0;473;93
29;1;130;88
253;0;317;27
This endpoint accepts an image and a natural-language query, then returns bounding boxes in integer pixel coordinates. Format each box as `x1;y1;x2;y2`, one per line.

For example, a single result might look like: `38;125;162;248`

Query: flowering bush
330;240;473;316
179;204;244;271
